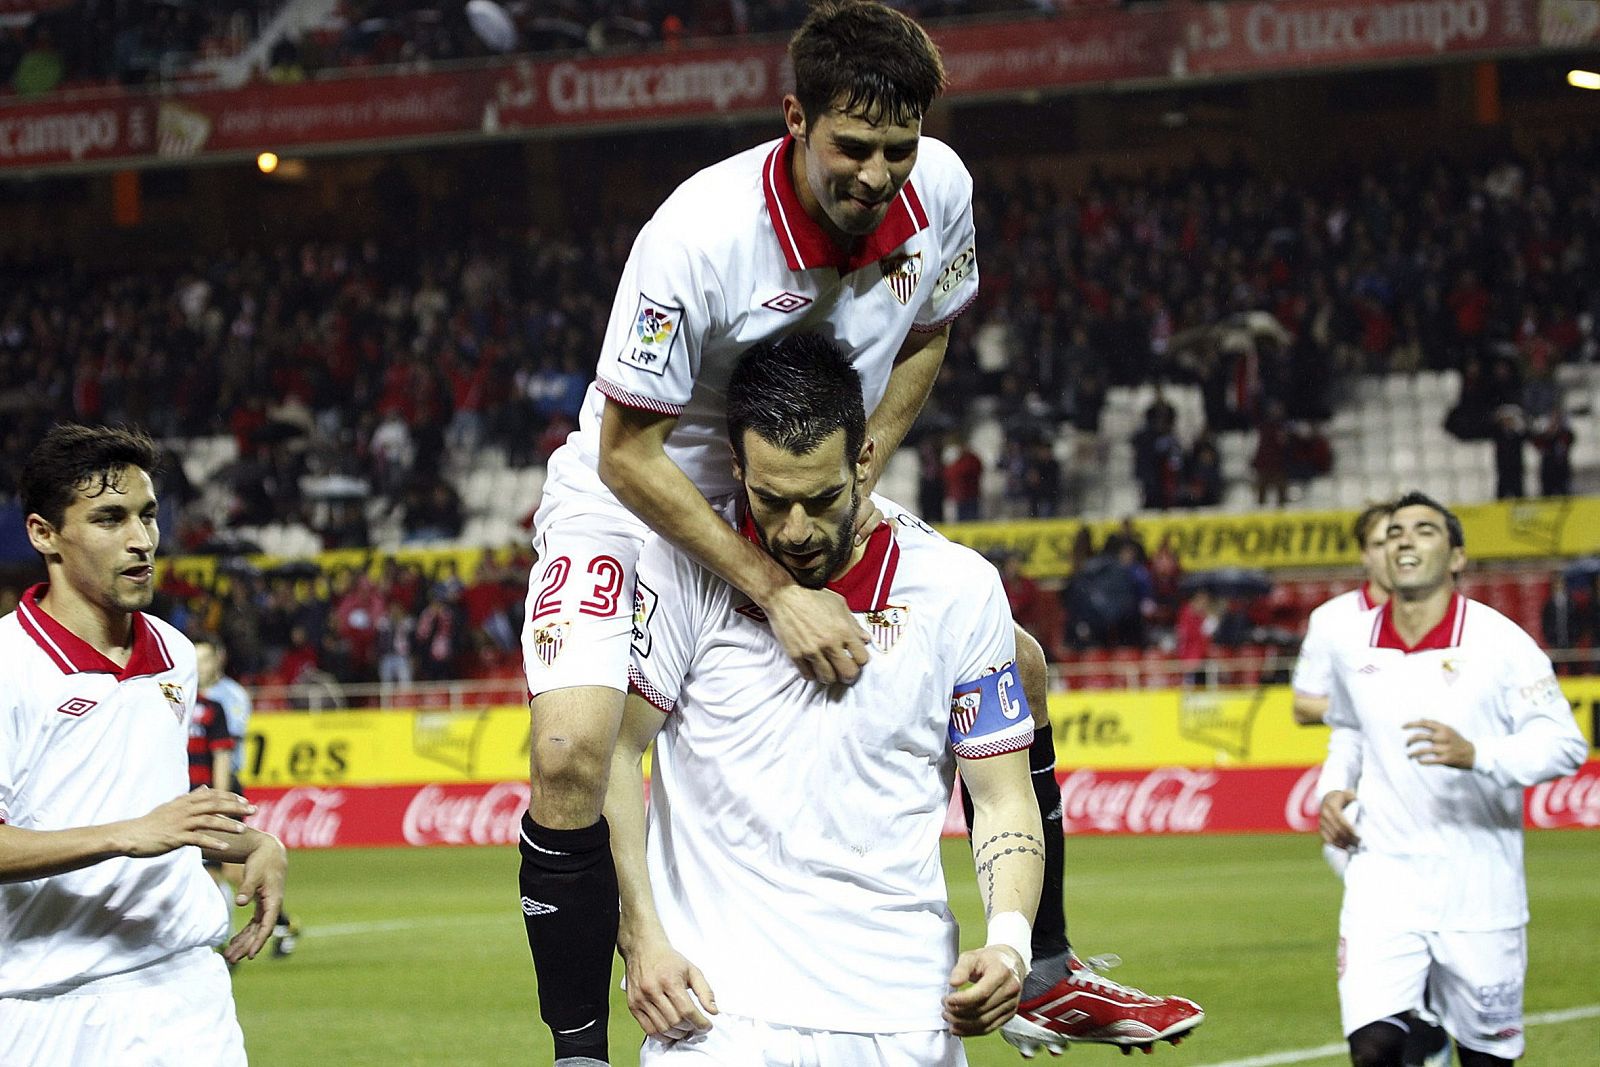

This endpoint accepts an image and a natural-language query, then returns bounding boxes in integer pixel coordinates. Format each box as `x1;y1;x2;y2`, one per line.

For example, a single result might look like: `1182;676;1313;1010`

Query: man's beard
763;489;859;589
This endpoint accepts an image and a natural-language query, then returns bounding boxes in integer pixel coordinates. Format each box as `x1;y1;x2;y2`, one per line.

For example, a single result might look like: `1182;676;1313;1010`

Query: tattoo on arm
973;830;1044;917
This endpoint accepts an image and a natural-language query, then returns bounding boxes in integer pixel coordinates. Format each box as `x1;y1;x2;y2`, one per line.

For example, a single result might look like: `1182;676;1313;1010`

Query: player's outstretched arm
0;786;256;884
851;326;948;542
946;748;1042;1036
599;400;868;686
202;817;288;963
605;691;718;1041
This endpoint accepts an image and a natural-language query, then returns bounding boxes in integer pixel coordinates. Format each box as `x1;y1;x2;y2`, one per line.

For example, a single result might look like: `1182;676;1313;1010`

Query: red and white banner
1182;0;1539;75
491;45;787;131
250;761;1600;848
935;9;1176;96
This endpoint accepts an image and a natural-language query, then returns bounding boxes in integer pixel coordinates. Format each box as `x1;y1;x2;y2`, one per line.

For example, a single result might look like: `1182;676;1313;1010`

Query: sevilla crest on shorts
532;621;570;668
158;681;186;721
880;252;922;305
863;605;908;653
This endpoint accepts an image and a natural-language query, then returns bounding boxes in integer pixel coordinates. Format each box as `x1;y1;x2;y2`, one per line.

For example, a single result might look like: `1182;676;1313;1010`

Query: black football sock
1029;723;1071;961
518;813;618;1063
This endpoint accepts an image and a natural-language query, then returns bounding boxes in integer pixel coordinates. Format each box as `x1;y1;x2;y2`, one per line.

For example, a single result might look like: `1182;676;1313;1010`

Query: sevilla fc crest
950;690;981;736
880;252;922;305
158;681;186;721
864;605;908;653
532;621;570;669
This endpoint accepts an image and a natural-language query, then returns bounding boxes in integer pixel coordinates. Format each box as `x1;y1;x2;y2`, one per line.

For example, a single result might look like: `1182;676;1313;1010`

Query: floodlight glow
1568;70;1600;90
257;152;280;174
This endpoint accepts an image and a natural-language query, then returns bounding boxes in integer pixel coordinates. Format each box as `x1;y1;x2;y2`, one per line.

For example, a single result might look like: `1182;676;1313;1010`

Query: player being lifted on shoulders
608;333;1043;1066
1317;492;1585;1067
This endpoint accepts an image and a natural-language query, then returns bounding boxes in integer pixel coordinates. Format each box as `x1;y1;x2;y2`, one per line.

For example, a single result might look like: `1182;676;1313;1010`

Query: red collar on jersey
761;136;930;274
1370;592;1465;653
1356;582;1376;610
738;511;901;612
15;583;176;680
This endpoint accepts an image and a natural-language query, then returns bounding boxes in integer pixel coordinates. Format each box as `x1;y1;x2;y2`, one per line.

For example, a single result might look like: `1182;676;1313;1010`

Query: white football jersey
1293;583;1380;729
548;134;980;501
1317;594;1587;930
629;503;1030;1032
0;586;230;996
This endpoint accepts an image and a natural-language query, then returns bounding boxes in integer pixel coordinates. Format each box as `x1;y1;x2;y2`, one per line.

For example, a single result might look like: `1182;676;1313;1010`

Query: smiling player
1317;491;1585;1067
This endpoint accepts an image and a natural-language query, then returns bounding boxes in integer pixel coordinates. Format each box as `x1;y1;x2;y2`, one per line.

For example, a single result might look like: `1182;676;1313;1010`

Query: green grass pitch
233;831;1598;1065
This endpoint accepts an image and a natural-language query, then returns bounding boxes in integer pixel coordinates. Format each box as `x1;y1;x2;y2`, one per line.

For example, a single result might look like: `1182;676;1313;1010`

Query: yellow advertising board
244;679;1600;788
939;496;1600;579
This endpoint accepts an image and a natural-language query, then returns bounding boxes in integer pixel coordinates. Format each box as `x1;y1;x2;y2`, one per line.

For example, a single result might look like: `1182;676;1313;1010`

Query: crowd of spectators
910;136;1598;511
1;0;1051;98
1;136;1596;557
154;547;531;694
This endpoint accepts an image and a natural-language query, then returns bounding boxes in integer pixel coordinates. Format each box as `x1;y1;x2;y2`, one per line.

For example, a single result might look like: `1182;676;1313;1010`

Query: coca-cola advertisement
254;762;1598;848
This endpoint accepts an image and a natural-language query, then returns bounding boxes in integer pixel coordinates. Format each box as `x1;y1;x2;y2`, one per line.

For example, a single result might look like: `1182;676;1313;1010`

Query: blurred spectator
415;586;465;681
403;479;466;544
1541;571;1581;663
1492;405;1527;500
916;436;945;522
1147;532;1184;626
376;602;417;686
995;551;1048;646
1174;589;1219;685
1252;400;1291;506
1537;411;1575;497
1180;435;1223;508
943;435;983;523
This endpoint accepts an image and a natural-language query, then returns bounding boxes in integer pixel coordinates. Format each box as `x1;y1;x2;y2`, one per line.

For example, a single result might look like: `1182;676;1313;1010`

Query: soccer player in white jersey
1293;501;1450;1067
0;424;288;1067
1315;492;1586;1067
515;4;982;1062
605;333;1043;1066
1293;501;1394;727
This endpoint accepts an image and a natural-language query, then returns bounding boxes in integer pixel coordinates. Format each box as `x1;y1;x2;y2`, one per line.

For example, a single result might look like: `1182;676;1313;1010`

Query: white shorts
0;948;246;1067
638;1012;965;1067
522;450;738;699
1338;925;1526;1059
521;455;652;698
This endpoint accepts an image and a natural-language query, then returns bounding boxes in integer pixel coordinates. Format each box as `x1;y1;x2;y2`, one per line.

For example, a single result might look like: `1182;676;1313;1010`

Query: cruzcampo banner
939;496;1600;579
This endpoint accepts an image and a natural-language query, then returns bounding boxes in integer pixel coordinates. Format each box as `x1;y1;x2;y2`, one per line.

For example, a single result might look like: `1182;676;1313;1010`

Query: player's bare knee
529;736;611;825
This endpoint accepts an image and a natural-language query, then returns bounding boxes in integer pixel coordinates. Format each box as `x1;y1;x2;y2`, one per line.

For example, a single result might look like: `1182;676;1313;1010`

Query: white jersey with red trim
1292;583;1379;729
1317;594;1586;931
0;586;230;997
628;502;1029;1032
549;133;979;502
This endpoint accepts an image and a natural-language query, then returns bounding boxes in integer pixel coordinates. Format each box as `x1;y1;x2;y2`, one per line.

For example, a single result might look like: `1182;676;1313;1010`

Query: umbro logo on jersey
521;896;558;916
1358;664;1381;674
55;697;97;717
761;291;812;314
735;602;769;624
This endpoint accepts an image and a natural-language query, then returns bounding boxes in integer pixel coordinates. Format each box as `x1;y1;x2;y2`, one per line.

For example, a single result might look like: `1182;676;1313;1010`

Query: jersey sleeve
592;217;721;417
0;690;17;825
1291;605;1333;698
1474;621;1588;788
947;557;1032;759
627;536;708;714
912;140;979;332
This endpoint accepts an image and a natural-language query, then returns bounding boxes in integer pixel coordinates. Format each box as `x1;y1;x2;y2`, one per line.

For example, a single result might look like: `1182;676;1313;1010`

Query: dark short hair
1353;501;1394;546
21;424;161;531
1391;490;1465;548
790;0;945;128
727;334;866;468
